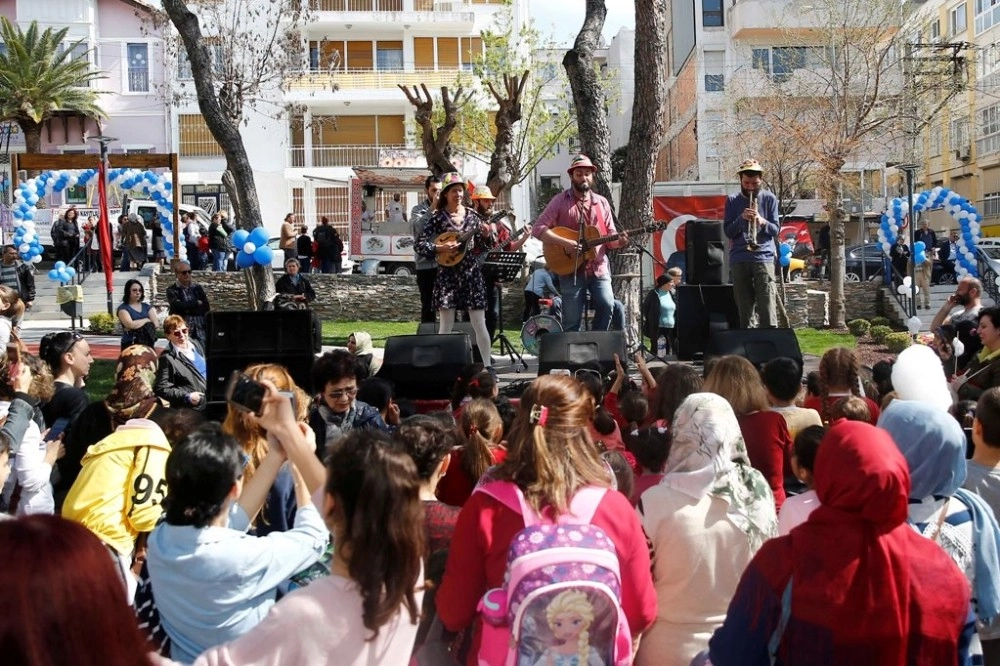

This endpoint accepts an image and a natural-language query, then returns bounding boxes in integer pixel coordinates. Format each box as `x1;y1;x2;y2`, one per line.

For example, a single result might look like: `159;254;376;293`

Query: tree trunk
613;0;668;348
223;167;275;309
161;0;274;308
563;0;612;202
485;72;528;196
19;119;43;177
819;162;847;327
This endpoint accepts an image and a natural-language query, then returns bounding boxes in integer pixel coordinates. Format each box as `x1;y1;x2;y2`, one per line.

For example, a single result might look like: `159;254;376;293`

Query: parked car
844;243;955;284
266;237;354;274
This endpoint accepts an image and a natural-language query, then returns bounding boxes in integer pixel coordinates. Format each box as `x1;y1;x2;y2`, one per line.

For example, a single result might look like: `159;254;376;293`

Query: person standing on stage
470;185;526;341
411;175;441;324
415;173;495;374
531;155;627;332
723;159;779;328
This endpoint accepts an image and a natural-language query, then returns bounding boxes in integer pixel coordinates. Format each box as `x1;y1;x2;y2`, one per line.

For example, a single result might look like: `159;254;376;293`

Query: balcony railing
128;70;150;93
309;0;470;10
287;68;472;92
290;144;431;168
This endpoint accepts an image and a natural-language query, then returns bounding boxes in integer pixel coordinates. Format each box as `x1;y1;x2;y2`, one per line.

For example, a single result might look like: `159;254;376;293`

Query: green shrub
88;312;116;334
870;316;891;328
884;332;913;353
870;325;893;344
847;319;871;337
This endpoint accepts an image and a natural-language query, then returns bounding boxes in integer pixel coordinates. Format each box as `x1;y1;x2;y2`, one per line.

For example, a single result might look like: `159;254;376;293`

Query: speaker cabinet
675;284;740;361
206;310;319;356
537;331;626;377
706;328;802;370
377;334;474;399
685;219;730;286
416;322;483;362
205;354;315;402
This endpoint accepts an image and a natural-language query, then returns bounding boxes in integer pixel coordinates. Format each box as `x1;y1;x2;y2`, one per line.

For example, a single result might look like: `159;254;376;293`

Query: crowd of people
0;310;998;666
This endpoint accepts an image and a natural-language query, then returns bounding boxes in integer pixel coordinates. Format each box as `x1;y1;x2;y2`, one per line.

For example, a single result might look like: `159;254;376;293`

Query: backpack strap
475;481;607;527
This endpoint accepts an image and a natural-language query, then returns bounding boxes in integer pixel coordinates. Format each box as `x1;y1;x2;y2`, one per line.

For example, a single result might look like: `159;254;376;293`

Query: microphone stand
628;234;674;364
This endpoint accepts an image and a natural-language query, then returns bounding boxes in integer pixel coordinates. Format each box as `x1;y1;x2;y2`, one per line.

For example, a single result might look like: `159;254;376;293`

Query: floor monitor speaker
674;284;739;361
206;310;320;356
537;331;626;377
706;328;803;370
377;334;474;399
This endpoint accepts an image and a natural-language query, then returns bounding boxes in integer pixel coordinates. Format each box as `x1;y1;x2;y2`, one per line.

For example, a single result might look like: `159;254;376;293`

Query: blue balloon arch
877;186;983;277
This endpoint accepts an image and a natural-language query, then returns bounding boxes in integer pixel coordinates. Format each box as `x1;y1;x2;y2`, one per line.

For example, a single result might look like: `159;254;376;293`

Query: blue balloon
236;251;255;269
914;252;927;265
65;267;76;278
248;227;269;247
48;269;60;281
253;245;273;266
780;255;791;267
54;261;66;270
231;229;250;247
913;241;925;253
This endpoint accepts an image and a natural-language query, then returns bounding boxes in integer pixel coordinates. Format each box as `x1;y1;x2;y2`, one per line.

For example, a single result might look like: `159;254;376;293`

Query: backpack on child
473;481;633;666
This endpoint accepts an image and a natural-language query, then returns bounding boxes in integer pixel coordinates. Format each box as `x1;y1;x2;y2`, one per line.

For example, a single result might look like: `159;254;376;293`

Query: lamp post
89;135;117;315
896;163;919;318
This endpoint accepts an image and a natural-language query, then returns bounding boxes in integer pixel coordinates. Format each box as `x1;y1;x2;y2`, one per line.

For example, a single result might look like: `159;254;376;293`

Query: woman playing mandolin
415;172;497;374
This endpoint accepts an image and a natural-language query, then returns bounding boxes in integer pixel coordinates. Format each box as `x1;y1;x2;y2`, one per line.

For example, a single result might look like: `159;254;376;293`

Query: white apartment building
171;0;529;240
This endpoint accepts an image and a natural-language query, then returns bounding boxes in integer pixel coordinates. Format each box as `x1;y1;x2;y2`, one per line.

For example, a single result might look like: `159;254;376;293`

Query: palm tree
0;17;104;154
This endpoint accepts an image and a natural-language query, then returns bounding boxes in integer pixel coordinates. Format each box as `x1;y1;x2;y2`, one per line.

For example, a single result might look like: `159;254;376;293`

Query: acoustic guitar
435;210;511;267
542;221;668;276
475;224;532;268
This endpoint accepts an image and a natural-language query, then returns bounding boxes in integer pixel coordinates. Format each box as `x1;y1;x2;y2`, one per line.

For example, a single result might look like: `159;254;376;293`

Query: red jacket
738;411;792;510
436;486;658;665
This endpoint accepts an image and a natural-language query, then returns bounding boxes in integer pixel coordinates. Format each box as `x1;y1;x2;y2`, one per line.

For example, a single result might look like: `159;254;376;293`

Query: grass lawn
321;321;419;346
84;359;118;403
795;328;857;357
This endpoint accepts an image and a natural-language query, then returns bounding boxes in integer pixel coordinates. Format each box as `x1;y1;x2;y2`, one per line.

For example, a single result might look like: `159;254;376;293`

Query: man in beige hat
531;155;627;331
724;159;780;328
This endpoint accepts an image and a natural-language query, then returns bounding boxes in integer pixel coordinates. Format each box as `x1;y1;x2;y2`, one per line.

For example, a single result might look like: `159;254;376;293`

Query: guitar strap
575;192;609;236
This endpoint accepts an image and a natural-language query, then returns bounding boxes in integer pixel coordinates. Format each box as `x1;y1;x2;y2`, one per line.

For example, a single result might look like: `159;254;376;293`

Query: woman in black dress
414;173;495;373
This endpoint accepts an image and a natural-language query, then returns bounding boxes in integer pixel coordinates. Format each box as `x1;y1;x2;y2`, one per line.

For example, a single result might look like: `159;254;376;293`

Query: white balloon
907;316;922;334
903;276;912;286
243;242;257;254
882;242;891;252
891;345;953;412
31;255;41;264
897;284;909;295
22;232;34;243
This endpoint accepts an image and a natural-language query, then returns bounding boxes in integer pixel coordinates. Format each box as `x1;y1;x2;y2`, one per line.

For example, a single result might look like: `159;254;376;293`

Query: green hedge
88;312;116;334
847;319;872;337
884;332;913;353
870;325;893;344
870;316;891;328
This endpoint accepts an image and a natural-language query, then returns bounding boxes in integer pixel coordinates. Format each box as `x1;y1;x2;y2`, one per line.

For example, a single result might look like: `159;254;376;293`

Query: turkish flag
650;195;727;278
97;159;114;297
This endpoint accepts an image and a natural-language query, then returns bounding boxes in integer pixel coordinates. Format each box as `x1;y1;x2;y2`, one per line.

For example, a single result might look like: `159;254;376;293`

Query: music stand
484;251;529;371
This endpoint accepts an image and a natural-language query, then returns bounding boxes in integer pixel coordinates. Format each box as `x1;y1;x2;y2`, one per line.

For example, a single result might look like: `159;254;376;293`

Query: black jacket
154;342;208;410
275;274;316;302
8;261;35;303
165;283;210;318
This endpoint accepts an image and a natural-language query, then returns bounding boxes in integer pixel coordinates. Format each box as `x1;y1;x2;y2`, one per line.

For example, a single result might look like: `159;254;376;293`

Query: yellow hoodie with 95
62;419;171;556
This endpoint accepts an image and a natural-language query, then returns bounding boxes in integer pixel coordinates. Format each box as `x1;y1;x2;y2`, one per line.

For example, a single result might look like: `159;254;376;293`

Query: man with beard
470;185;525;341
723;159;780;328
931;276;984;372
531;155;627;332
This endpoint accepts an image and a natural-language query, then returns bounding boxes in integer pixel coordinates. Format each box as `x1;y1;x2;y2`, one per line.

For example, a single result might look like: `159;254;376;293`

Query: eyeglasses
176;270;191;275
170;328;189;336
573;368;604;382
328;387;358;399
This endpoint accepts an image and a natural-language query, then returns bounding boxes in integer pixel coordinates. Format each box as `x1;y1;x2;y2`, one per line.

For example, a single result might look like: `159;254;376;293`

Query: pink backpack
474;481;633;666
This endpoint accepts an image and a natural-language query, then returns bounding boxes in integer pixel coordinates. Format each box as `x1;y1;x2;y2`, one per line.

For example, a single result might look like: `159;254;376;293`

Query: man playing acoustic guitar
532;155;628;332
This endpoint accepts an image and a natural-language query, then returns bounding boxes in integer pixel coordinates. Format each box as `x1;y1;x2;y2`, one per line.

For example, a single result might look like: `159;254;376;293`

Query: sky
527;1;636;47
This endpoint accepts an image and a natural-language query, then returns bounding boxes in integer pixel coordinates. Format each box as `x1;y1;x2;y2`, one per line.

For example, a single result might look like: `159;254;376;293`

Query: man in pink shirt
532;155;628;331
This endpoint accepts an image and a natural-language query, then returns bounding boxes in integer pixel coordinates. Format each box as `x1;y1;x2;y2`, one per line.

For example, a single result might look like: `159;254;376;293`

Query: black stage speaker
707;328;803;370
377;334;474;399
685;219;730;285
206;310;320;356
416;321;483;362
537;331;626;377
675;284;739;361
205;354;315;402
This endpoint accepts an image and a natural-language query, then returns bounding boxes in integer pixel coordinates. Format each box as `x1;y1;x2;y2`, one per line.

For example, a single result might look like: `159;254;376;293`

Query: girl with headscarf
880;400;1000;660
706;421;973;665
635;393;777;666
347;331;381;379
55;346;167;509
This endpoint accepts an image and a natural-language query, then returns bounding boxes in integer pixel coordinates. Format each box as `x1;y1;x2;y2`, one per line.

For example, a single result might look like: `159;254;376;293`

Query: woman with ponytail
193;429;425;665
436;374;657;666
437;398;505;506
147;414;328;664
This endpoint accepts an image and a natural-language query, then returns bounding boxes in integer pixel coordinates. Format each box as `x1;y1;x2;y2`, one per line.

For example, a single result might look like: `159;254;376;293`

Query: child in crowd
451;366;497;419
602;449;636;501
627;425;671;507
761;357;822;439
493;395;517;443
805;371;821;401
954;399;977;458
437;398;505;507
357;377;401;429
777;425;826;535
606;353;647;432
805;347;880;424
649;363;703;426
828;395;873;423
966;387;1000;518
577;367;625;451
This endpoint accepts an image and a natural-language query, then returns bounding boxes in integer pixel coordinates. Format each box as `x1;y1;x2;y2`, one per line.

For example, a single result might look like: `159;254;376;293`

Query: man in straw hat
724;158;780;328
531;155;627;332
471;184;525;340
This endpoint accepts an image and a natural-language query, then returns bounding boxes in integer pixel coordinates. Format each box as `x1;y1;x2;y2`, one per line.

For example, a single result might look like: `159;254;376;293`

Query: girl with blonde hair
540;589;601;666
436;375;657;665
437;398;505;507
703;355;792;509
221;363;311;535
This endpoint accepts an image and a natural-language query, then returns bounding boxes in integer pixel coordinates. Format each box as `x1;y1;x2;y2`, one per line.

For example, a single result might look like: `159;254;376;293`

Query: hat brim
567;165;598;174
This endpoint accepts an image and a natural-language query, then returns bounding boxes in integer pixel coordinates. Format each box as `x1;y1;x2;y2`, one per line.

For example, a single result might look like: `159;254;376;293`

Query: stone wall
152;269;885;330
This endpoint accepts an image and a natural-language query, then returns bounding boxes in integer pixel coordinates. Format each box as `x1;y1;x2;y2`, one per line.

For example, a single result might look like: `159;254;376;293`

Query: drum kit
520;298;563;355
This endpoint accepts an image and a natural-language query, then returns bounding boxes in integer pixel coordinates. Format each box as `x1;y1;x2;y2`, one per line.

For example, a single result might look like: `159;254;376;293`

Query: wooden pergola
10;152;182;250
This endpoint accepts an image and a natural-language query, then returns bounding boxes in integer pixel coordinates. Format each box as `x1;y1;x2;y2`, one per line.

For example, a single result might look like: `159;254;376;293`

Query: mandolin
543;221;668;276
436;210;511;267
